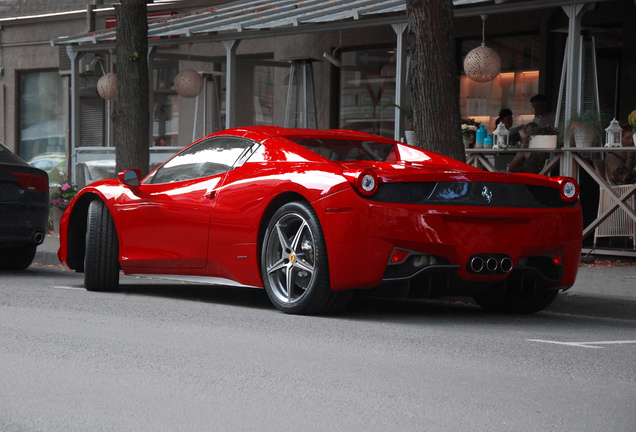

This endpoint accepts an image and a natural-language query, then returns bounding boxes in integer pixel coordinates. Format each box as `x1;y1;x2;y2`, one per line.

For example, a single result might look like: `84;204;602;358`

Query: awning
54;0;611;48
52;0;615;45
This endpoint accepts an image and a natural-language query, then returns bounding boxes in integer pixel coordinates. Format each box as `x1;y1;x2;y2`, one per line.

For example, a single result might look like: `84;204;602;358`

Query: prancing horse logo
481;186;493;203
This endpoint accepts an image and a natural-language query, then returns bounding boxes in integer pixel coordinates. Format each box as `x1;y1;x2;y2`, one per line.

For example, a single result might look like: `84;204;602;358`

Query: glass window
153;64;179;146
19;70;68;183
459;35;540;133
287;138;394;162
338;48;397;139
145;136;259;184
219;62;275;127
253;65;274;125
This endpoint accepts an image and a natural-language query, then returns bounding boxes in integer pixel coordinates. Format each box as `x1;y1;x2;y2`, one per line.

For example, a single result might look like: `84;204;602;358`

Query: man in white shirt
530;94;556;127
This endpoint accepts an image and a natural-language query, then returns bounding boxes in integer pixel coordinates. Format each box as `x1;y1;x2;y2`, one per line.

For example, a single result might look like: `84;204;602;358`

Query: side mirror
118;169;142;187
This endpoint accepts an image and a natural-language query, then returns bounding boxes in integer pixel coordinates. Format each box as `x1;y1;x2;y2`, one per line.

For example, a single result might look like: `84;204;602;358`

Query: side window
144;136;259;184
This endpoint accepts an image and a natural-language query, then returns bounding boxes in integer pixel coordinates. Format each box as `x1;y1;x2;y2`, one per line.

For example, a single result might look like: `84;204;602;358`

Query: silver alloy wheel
264;211;316;305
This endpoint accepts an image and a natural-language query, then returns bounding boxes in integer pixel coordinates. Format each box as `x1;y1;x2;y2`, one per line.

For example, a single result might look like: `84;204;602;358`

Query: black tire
260;201;351;315
0;245;37;270
474;281;559;314
84;200;120;292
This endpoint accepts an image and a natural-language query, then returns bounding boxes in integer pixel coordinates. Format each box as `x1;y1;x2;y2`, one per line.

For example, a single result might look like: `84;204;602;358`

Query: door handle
205;190;216;200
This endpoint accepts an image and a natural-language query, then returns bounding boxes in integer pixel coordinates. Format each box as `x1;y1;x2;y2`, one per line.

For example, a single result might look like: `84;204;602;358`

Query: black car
0;142;49;270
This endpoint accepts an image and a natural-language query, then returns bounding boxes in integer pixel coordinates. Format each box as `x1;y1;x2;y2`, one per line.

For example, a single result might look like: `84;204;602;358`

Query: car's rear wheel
261;201;351;315
474;281;558;314
0;245;36;270
84;200;120;292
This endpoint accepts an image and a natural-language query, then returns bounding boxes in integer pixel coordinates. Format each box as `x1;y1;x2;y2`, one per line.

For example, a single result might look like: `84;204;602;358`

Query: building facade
0;0;634;185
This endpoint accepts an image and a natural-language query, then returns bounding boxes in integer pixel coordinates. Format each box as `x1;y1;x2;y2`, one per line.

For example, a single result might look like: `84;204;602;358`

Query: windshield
287;138;394;162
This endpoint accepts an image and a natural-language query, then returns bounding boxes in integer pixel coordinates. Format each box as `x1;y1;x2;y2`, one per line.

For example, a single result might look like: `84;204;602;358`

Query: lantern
97;72;117;101
605;118;622;147
174;69;203;98
463;15;501;83
493;122;509;148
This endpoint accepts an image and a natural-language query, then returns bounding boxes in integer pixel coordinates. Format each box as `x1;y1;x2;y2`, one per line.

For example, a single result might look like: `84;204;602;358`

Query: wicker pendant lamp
463;15;501;83
97;72;117;100
174;68;204;98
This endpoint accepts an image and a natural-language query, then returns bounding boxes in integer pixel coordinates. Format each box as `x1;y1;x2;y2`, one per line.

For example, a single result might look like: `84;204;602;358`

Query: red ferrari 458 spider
58;126;582;315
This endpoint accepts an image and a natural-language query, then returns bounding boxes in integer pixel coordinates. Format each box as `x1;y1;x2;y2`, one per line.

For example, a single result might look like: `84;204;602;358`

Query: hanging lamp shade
174;68;203;98
463;15;501;83
97;72;117;100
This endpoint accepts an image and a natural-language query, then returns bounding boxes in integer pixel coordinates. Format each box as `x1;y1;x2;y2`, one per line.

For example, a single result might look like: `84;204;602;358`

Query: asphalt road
1;265;635;432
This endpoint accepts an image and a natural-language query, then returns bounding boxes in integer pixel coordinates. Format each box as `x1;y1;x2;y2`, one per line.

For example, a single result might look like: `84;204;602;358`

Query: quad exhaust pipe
469;255;513;274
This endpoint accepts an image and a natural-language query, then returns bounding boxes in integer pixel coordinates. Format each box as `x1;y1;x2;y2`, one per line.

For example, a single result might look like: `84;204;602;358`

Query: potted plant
629;109;636;135
528;125;559;149
461;118;480;148
566;111;603;147
50;182;77;233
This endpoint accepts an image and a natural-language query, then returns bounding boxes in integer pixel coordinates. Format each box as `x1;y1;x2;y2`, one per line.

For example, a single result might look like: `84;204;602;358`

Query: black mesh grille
369;181;574;208
372;182;437;204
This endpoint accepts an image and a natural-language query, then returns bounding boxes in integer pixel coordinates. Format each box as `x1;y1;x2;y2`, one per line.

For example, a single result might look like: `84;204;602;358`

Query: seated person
494;108;521;145
530;94;556;127
605;124;636;185
465;131;476;149
508;123;548;174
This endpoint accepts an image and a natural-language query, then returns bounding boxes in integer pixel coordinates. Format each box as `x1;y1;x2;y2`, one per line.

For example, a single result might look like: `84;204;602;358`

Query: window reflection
435;183;469;200
339;48;397;139
145;137;259;184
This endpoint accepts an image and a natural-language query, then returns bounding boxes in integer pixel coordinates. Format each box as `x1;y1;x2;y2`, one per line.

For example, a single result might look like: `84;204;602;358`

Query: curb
34;251;62;267
546;292;636;321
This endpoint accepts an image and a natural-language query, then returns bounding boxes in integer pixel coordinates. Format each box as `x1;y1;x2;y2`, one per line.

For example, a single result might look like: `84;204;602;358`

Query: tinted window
144;136;259;184
287;138;394;162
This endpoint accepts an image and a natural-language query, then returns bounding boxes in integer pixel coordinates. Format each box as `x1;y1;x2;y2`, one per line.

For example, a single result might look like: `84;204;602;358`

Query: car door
115;136;259;270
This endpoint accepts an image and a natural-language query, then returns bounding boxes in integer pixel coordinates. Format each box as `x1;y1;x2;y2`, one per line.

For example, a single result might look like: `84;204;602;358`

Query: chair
593;159;636;249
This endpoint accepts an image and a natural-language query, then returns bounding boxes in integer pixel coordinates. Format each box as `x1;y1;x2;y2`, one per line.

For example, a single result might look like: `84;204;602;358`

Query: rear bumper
0;203;48;248
315;189;582;293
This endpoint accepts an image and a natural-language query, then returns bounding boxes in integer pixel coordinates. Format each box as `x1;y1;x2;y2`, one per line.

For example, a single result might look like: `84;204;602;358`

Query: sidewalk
34;235;636;320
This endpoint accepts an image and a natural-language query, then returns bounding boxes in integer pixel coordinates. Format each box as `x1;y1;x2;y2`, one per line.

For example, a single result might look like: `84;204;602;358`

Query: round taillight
557;177;579;203
354;169;379;197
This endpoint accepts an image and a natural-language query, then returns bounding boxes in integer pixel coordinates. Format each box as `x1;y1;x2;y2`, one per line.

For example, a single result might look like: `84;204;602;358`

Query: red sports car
58;127;582;315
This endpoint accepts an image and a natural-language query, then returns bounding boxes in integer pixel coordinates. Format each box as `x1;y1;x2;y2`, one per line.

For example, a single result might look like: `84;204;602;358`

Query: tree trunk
406;0;465;162
114;0;149;175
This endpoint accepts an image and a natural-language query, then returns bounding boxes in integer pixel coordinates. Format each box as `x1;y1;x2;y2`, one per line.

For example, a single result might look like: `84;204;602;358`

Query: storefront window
153;64;179;146
460;35;540;133
19;70;68;182
339;48;397;138
219;62;275;127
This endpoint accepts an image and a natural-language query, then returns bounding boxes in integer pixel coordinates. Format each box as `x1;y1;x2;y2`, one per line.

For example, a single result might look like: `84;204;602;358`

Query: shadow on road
13;265;636;322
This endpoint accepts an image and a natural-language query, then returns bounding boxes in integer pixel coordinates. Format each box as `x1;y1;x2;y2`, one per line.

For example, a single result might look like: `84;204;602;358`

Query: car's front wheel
261;201;351;315
84;199;120;292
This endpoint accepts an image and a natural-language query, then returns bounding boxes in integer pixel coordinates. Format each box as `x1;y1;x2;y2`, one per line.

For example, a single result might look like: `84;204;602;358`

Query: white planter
529;135;557;150
572;127;595;147
52;207;64;233
404;130;417;146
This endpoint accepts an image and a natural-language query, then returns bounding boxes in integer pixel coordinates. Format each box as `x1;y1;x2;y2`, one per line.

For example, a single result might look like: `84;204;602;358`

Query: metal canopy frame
53;0;613;48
